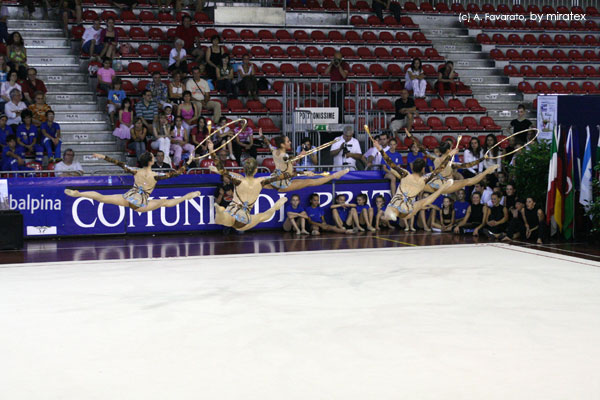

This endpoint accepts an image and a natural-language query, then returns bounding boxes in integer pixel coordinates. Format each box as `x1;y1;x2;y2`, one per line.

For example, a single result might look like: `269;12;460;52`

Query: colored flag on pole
563;127;575;240
546;125;560;225
579;126;593;215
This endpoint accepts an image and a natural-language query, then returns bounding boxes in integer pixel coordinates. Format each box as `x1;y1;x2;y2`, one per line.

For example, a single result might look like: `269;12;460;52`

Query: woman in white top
168;39;187;74
168;71;184;106
405;58;427;98
1;70;21;103
170;115;195;166
237;54;258;100
482;134;503;171
151;113;173;165
462;137;484;178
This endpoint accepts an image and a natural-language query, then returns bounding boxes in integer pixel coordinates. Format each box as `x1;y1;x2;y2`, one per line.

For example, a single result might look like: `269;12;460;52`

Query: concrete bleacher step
20;38;70;47
26;46;72;56
7;19;61;29
63;141;118;153
46;93;96;103
15;28;65;38
57;121;112;132
52;103;100;112
420;27;468;38
54;111;108;122
27;55;80;65
62;131;117;142
46;82;89;92
438;50;489;60
469;84;518;94
38;73;88;84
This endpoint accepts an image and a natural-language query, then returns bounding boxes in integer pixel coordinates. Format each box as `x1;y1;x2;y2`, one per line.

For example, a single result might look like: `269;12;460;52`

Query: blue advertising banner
6;172;392;237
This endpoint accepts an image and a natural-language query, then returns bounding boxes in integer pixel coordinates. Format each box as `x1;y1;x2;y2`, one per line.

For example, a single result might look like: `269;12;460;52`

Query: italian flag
545;126;560;225
563;128;575;240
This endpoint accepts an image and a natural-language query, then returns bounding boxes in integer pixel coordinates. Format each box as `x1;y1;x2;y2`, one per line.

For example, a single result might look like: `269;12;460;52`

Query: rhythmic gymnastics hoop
288;138;340;164
187;118;247;164
483;128;539;160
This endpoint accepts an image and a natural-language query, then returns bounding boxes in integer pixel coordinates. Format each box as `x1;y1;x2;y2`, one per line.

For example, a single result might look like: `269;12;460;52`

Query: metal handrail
187;166;272;174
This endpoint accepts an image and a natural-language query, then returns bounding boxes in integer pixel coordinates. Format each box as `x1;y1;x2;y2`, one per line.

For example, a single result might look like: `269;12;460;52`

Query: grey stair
54;111;108;122
57;121;111;132
46;82;90;92
24;38;70;47
421;27;468;37
52;103;100;112
62;131;116;142
456;68;504;78
27;55;80;64
462;75;507;84
26;46;71;56
28;65;82;73
439;50;490;60
46;93;96;103
38;73;88;84
63;141;118;153
16;29;65;38
7;20;61;29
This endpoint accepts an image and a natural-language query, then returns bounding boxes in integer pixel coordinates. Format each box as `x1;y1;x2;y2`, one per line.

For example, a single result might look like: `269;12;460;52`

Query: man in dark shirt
22;68;47;105
151;150;172;170
324;51;350;123
175;15;204;63
390;89;416;134
508;104;533;144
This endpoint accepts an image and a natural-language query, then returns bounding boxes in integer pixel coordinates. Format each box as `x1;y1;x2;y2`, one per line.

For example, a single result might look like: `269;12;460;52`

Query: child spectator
331;193;362;233
0;114;9;150
453;191;487;236
215;116;235;160
40;110;61;162
107;78;126;129
170;115;194;166
81;19;103;61
164;104;175;125
462;137;484;179
453;189;470;224
305;193;351;235
215;174;234;208
373;195;393;231
383;137;403;195
98;17;118;60
283;194;310;235
355;193;376;232
406;141;427;173
482;134;502;174
417;192;437;232
112;97;132;139
16;110;43;163
481;192;508;240
1;134;30;171
151;113;172;165
28;91;51;127
431;197;455;232
500;198;526;242
97;58;116;93
128;117;148;162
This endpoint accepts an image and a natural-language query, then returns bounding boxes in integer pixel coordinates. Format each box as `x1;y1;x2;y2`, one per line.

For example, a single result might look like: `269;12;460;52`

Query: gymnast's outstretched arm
261;171;294;186
154;165;187;181
96;153;137;175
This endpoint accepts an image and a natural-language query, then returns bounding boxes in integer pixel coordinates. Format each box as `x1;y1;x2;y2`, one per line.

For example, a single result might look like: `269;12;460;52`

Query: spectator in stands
5;89;26;128
7;32;27;80
190;116;208;155
113;97;133;139
295;137;317;172
405;58;427;99
390;88;416;134
373;0;401;23
214;116;235;160
436;60;457;99
481;192;508;240
41;110;61;162
373;195;394;230
482;133;502;173
304;193;351;235
16;110;43;163
111;0;137;10
170;115;194;166
168;71;185;107
135;89;159;131
330;125;363;171
185;66;221;123
128;117;148;162
508;104;533;145
504;183;516;209
0;0;8;44
431;197;454;232
355;193;376;232
175;15;203;64
54;148;83;176
382;136;403;195
98;17;119;60
1;135;28;171
151;112;172;165
324;51;349;123
283;194;310;235
151;150;172;170
474;181;493;207
237;54;258;100
406;141;427;173
216;54;237;99
97;58;116;93
22;68;47;105
1;71;22;106
502;197;546;244
453;188;469;224
205;35;227;81
146;72;169;110
81;19;103;61
177;90;199;132
0;113;9;149
0;55;10;83
232;120;255;164
331;193;362;233
28;91;51;127
164;104;174;125
461;137;484;179
107;77;125;128
365;133;389;169
168;39;188;74
61;1;83;37
454;191;486;236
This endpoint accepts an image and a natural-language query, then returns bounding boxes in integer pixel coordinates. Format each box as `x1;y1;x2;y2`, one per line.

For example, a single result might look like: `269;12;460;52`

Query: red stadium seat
345;30;361;42
445;117;466;131
465;99;486;112
293;30;311;42
247;100;267;112
275;29;293;41
327;30;344;42
517;81;535;94
280;63;299;77
448;99;468;112
427;116;448;131
535;65;553;77
376;99;394;112
258;117;280;133
240;29;258;42
462;116;484;131
480;116;501;130
138;44;156;57
550;82;568;94
374;47;392;60
266;99;283;113
147;62;166;75
566;82;585;94
362;31;378;43
298;63;317;77
304;46;321;59
503;65;519;77
430;98;451;112
422;136;439;150
582;81;600;94
128;27;147;40
258;30;276;42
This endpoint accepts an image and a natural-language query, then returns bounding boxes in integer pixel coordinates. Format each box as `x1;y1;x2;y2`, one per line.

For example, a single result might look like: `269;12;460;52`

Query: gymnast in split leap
260;133;349;192
64;152;200;211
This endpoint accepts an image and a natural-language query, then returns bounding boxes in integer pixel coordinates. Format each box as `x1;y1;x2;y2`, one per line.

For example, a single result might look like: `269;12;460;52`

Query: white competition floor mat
1;244;599;399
